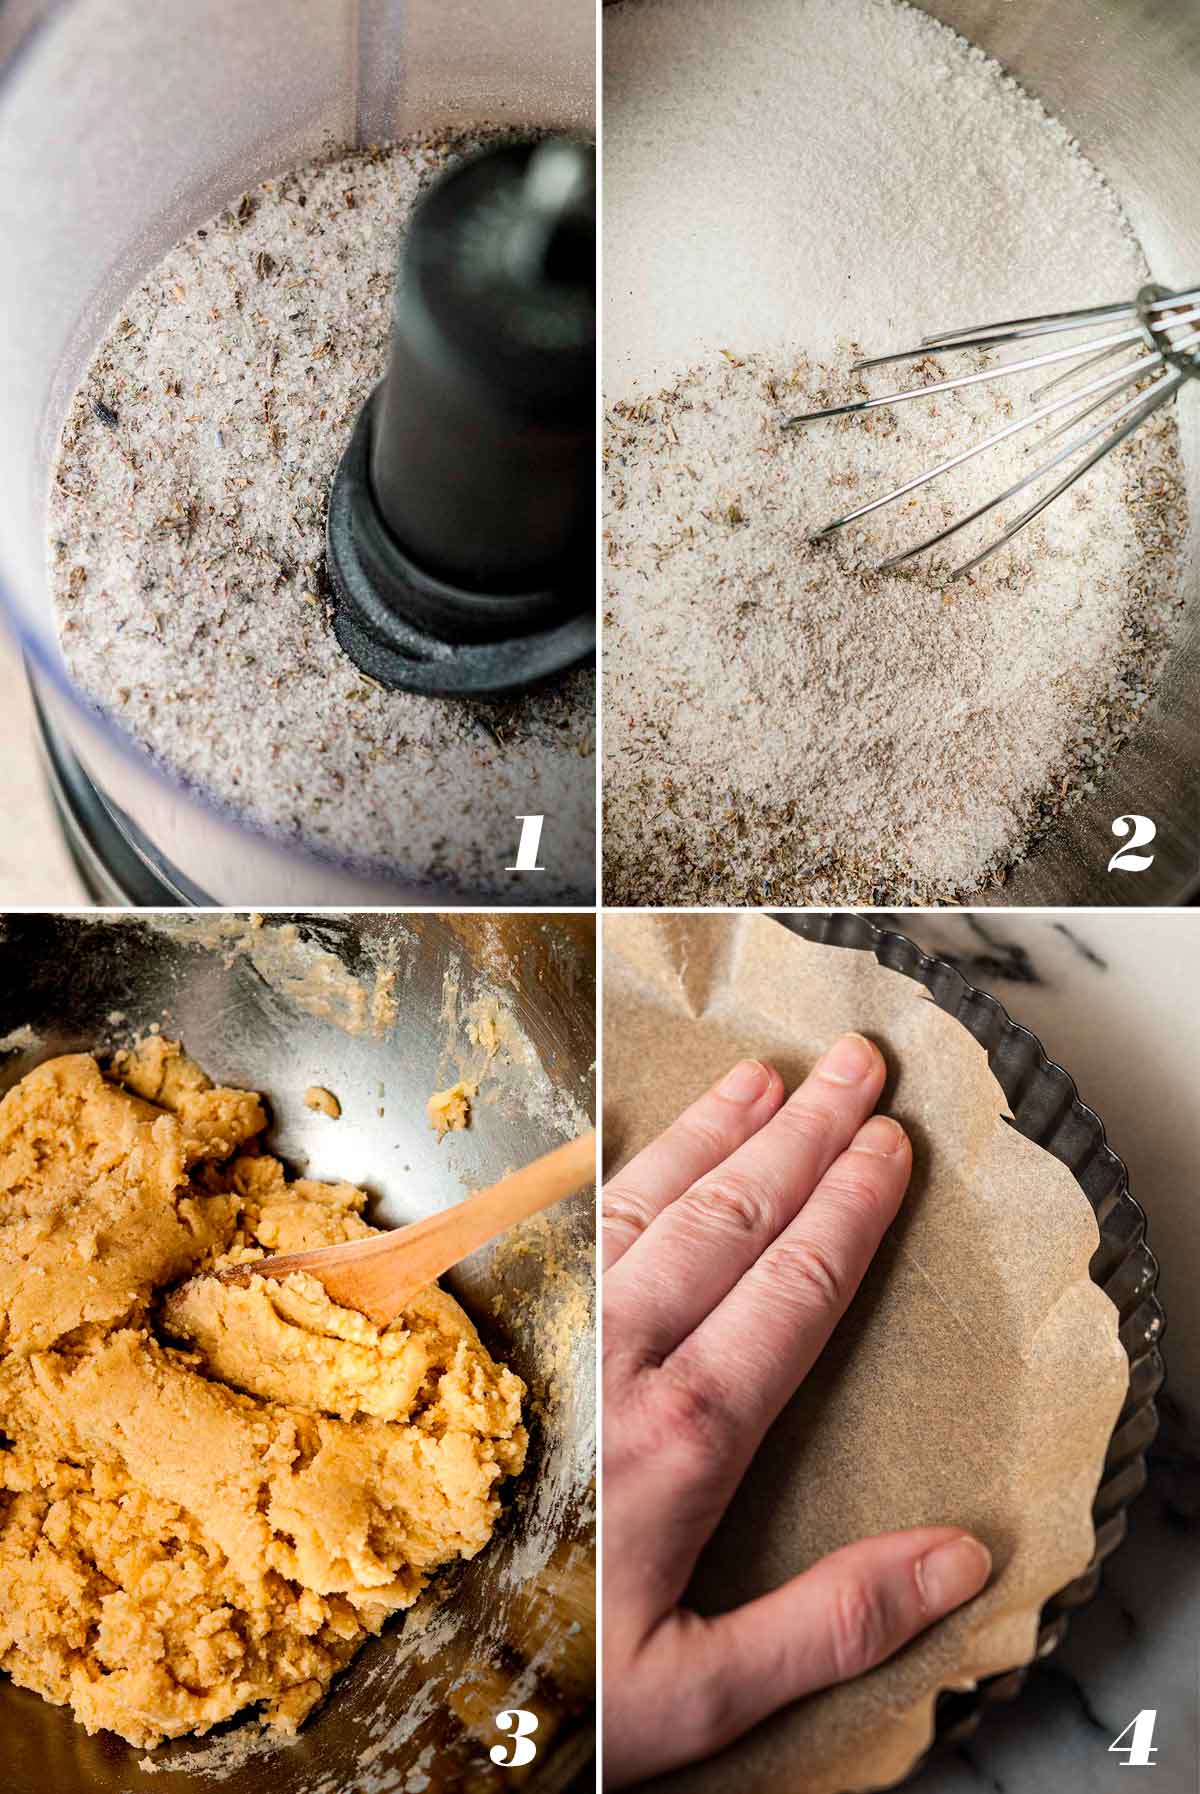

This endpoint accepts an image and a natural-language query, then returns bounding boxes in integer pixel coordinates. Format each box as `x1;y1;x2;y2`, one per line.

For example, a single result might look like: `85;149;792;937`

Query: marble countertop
858;914;1200;1794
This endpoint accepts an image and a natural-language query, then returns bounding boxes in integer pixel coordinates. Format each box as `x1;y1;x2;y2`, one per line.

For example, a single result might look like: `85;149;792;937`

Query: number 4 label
1109;1708;1158;1767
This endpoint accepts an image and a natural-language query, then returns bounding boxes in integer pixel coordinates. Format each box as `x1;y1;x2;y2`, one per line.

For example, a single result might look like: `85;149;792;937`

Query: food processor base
31;689;209;907
327;391;594;696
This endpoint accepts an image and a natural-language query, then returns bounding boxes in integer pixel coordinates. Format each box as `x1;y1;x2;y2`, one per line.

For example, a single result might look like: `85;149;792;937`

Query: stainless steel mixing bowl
0;911;596;1794
604;0;1200;905
916;0;1200;906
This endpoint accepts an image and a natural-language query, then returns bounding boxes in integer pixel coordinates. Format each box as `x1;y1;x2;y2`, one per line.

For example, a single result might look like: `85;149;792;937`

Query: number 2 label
1108;814;1156;873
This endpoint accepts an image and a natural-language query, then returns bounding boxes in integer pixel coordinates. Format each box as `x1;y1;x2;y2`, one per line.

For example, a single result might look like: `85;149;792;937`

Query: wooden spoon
166;1131;596;1327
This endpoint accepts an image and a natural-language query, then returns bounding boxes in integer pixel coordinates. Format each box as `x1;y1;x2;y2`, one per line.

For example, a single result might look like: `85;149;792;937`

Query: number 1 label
507;815;546;872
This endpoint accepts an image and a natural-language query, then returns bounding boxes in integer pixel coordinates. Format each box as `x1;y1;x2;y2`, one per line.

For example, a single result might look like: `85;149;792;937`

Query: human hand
601;1033;992;1788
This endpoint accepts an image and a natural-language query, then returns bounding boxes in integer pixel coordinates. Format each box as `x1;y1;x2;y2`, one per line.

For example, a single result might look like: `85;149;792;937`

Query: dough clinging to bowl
0;1038;526;1749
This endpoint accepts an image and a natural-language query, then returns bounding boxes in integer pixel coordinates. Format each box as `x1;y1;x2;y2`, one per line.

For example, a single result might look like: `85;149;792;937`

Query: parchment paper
604;914;1128;1794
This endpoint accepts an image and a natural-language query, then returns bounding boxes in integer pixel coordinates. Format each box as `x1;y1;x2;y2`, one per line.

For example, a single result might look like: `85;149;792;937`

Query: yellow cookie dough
0;1041;526;1749
304;1085;341;1119
426;1079;476;1137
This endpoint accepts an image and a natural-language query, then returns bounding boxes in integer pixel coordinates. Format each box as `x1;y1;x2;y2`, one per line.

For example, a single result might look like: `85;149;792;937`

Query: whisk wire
807;346;1167;540
920;298;1136;345
859;313;1142;370
1034;361;1163;449
880;372;1185;574
786;326;1145;424
919;284;1200;348
1037;317;1200;447
790;278;1199;578
949;372;1186;579
1029;336;1142;403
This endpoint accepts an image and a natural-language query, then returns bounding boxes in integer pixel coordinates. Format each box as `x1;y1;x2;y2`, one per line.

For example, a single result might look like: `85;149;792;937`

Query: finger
608;1033;886;1361
673;1113;911;1478
602;1060;784;1272
676;1528;992;1771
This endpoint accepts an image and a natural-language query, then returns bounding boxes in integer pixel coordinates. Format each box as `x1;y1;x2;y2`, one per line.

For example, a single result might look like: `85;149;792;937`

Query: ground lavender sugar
603;0;1189;905
604;353;1184;905
48;132;593;899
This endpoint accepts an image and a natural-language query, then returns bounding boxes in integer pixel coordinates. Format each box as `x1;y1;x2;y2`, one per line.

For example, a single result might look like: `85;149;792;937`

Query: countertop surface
855;914;1199;1794
0;626;87;907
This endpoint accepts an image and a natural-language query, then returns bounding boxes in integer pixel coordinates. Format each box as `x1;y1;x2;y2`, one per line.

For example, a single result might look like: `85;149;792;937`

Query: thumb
681;1527;992;1768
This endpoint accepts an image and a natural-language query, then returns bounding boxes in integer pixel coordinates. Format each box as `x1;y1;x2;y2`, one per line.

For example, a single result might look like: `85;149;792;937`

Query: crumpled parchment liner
604;913;1128;1794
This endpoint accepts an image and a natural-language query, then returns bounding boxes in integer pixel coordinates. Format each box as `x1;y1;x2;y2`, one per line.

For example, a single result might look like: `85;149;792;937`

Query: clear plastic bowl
0;0;595;904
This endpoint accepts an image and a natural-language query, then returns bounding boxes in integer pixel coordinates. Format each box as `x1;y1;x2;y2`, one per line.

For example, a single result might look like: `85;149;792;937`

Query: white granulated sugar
602;0;1188;904
48;134;593;901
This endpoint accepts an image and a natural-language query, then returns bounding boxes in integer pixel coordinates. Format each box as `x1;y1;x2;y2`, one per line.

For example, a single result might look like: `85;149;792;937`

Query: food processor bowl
0;909;596;1793
0;0;595;906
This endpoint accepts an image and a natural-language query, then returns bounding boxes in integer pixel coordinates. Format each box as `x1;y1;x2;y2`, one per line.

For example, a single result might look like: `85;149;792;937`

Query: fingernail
816;1033;877;1086
917;1536;991;1614
854;1115;907;1157
718;1059;770;1102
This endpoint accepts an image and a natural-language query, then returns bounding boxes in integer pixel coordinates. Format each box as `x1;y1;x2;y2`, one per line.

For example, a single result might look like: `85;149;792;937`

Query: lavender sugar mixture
48;132;593;899
603;0;1190;906
604;355;1185;906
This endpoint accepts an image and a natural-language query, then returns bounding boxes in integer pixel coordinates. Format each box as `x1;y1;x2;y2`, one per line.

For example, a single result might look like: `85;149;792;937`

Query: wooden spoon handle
179;1132;597;1327
374;1129;597;1294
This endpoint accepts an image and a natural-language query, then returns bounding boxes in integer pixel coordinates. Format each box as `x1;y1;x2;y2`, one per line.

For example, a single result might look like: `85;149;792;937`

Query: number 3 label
490;1708;539;1768
1108;814;1156;873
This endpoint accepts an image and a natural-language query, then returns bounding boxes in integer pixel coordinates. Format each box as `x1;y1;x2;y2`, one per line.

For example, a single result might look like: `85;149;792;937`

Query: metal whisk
787;282;1200;578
